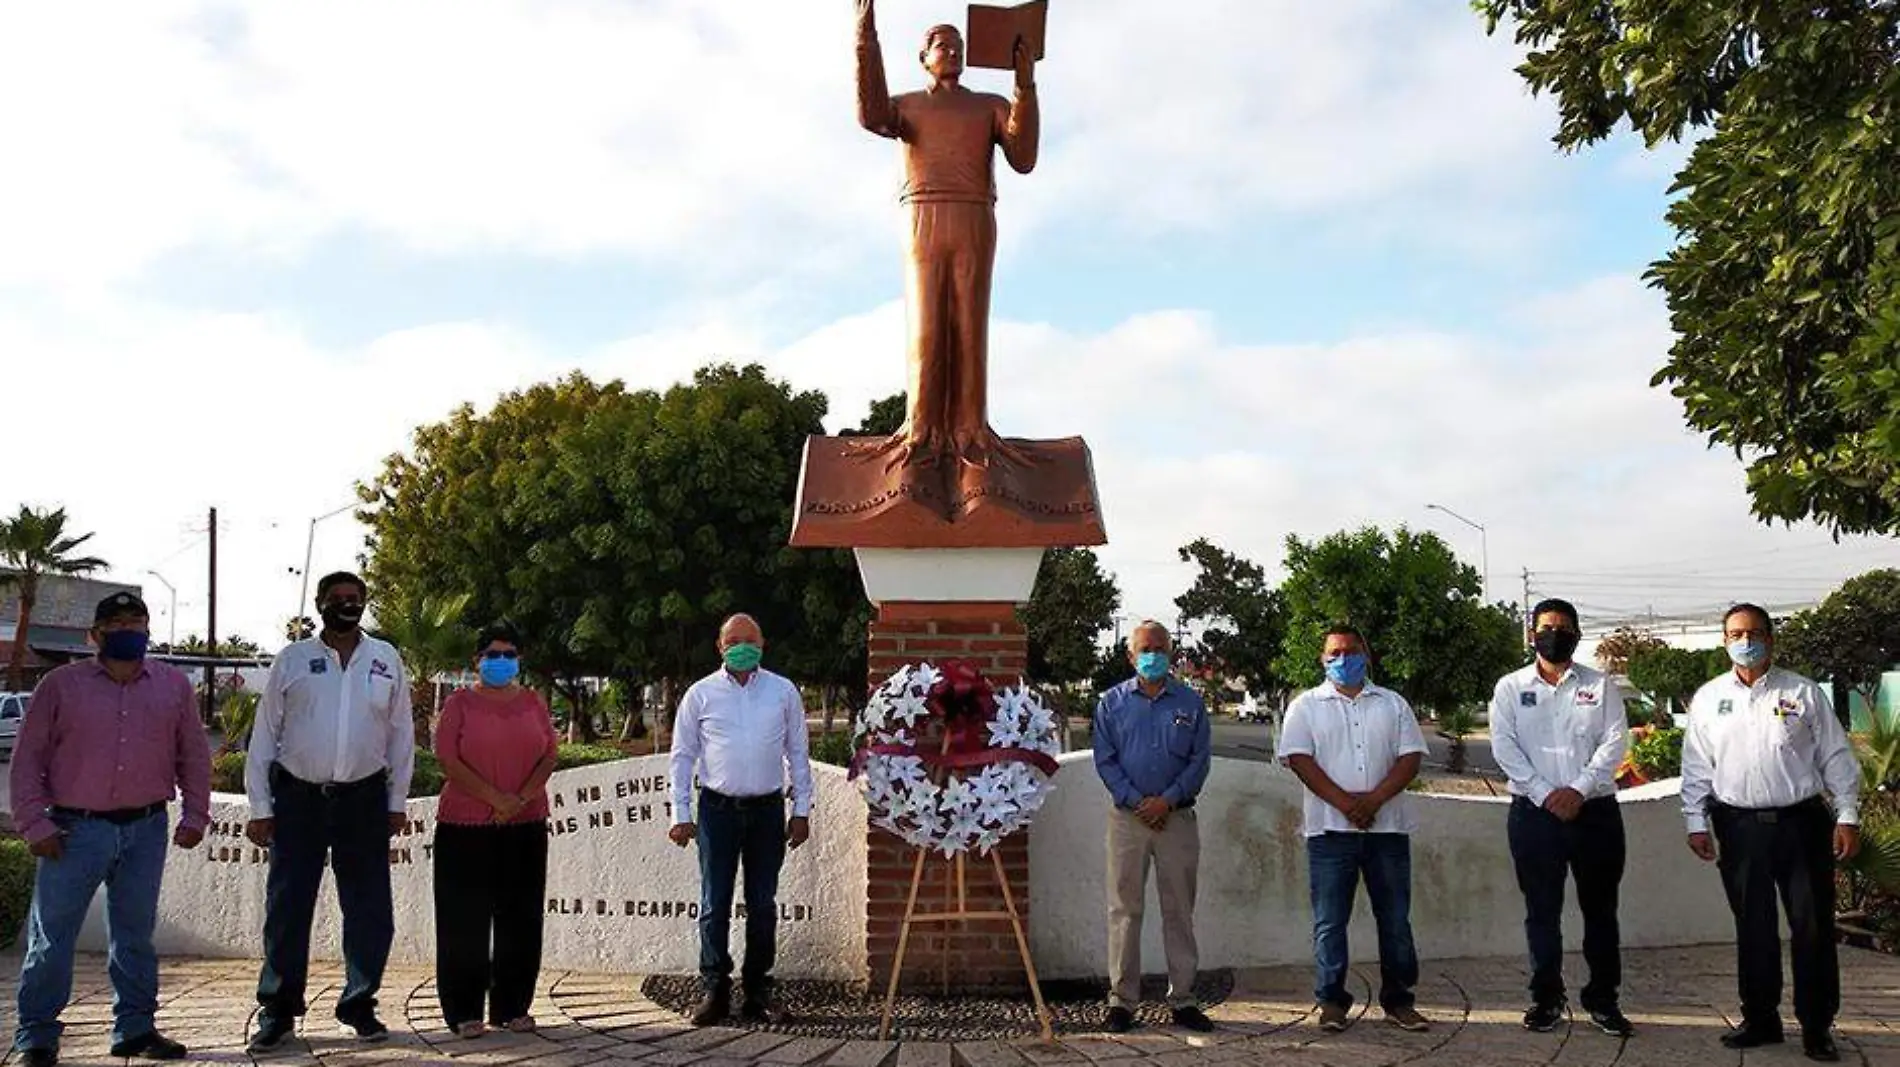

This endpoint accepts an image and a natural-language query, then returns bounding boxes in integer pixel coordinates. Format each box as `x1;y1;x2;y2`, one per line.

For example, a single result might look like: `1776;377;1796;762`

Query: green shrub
555;743;627;771
0;837;33;951
1631;727;1685;780
809;730;859;768
409;750;445;797
211;751;247;794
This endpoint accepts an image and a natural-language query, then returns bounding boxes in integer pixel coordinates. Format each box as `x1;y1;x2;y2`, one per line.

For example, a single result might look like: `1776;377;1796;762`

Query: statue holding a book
791;0;1105;548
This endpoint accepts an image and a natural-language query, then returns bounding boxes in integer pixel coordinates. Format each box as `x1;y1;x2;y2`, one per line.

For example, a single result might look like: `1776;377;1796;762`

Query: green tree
1626;645;1730;717
1089;638;1132;700
372;592;476;744
0;506;107;690
360;366;863;735
1021;547;1122;687
155;634;264;658
1275;526;1523;715
1173;538;1287;698
1777;568;1900;720
1478;1;1900;535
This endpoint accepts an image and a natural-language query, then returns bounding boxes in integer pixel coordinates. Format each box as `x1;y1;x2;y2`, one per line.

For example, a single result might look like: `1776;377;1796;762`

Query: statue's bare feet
953;428;1044;470
841;427;949;472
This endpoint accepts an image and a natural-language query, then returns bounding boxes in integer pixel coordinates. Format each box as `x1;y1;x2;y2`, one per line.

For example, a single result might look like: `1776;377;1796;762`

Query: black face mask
1533;629;1581;665
320;602;365;633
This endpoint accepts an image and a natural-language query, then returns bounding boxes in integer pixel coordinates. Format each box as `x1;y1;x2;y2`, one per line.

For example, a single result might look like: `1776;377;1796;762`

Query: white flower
890;691;930;727
975;795;1018;826
986;715;1023;748
939;775;977;812
911;663;942;691
973;826;1006;854
1023;701;1056;738
860;701;889;733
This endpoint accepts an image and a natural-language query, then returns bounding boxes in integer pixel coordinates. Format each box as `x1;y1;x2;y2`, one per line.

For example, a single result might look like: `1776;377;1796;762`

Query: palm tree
373;592;474;747
1;506;107;690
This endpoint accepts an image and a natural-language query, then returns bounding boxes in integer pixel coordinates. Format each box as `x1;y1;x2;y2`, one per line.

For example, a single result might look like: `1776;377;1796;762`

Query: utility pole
1521;568;1533;648
204;506;218;724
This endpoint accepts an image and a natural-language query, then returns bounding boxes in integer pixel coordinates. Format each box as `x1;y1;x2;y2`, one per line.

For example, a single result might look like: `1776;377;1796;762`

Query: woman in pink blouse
432;621;558;1038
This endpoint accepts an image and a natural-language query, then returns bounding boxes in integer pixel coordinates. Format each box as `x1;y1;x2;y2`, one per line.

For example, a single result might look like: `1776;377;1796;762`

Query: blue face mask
478;656;520;687
1135;650;1169;682
99;629;149;663
1324;652;1368;688
1727;639;1768;670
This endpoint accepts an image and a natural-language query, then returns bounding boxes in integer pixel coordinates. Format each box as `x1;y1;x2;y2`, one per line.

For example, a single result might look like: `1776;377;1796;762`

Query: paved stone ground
6;945;1900;1065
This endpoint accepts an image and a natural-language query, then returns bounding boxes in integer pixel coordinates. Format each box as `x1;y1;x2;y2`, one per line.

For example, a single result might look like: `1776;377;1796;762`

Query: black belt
1713;795;1828;823
270;763;387;797
53;802;165;825
699;787;786;809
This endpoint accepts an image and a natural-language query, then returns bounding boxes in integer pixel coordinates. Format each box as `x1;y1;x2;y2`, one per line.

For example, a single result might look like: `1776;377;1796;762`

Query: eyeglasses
481;649;519;660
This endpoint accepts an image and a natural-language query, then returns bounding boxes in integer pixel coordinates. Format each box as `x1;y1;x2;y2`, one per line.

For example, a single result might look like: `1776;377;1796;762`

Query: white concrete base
854;548;1044;604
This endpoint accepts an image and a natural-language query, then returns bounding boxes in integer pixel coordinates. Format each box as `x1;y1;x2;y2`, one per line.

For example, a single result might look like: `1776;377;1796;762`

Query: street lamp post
295;503;357;622
145;570;177;646
1426;503;1489;603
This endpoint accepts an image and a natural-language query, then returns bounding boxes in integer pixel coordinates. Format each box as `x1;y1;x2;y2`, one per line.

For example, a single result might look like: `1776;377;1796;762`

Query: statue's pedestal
861;555;1037;994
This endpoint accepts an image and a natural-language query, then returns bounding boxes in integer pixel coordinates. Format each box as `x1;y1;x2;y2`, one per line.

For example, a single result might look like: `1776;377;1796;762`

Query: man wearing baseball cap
9;592;212;1065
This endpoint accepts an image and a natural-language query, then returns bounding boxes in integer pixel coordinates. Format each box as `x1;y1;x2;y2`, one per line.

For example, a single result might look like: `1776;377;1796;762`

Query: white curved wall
1028;754;1733;980
78;755;871;981
79;753;1732;983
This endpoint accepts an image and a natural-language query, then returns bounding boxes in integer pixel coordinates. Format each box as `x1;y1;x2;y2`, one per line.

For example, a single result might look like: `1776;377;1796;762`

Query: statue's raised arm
855;0;901;139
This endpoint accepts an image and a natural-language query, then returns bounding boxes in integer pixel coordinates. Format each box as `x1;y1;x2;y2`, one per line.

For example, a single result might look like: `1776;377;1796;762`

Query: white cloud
0;0;1565;289
8;276;1895;651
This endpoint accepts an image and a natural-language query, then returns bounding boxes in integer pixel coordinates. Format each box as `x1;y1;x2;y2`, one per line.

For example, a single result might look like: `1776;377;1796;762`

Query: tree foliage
359;366;867;714
1021;547;1121;688
1626;644;1730;713
1275;526;1523;714
1777;567;1900;709
1173;538;1286;698
1478;0;1900;534
1594;625;1669;675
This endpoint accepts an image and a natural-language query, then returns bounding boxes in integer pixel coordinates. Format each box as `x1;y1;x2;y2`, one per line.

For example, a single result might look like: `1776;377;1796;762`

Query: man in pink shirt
9;592;212;1066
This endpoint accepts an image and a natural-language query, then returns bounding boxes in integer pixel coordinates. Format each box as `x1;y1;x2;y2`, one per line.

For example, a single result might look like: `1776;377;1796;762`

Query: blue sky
4;0;1895;650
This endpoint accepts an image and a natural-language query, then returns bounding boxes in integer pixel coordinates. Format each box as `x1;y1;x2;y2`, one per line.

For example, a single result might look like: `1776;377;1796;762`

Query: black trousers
433;821;549;1028
1711;797;1839;1034
1508;796;1625;1010
256;766;394;1025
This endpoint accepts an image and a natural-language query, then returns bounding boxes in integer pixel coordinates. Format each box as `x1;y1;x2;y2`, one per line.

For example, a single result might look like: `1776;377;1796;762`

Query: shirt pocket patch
1166;718;1195;758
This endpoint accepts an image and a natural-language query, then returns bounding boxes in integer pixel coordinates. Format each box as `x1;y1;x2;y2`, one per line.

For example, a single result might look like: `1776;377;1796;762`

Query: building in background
0;571;143;684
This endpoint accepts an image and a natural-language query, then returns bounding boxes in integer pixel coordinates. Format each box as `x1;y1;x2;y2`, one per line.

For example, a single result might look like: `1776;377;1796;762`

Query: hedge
0;836;33;951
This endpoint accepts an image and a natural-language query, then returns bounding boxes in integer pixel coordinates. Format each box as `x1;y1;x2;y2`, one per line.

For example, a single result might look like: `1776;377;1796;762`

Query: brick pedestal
864;600;1034;994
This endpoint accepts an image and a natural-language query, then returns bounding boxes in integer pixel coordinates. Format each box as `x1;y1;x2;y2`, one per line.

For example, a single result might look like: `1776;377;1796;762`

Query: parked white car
0;691;26;761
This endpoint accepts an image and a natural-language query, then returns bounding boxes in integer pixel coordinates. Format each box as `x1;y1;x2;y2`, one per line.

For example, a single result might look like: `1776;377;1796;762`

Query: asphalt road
1209;717;1499;774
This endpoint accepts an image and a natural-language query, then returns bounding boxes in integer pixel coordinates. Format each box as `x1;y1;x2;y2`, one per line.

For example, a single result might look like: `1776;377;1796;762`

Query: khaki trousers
1106;807;1200;1009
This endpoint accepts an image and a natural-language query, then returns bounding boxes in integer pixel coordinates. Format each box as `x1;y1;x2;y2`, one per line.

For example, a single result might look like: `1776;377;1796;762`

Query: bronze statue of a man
854;0;1038;470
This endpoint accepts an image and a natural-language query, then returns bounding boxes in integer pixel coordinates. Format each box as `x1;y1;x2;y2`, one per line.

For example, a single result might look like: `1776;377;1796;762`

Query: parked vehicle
0;691;27;761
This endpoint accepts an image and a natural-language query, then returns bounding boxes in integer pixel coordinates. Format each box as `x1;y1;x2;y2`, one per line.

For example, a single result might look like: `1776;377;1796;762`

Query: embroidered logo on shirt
1774;697;1799;720
1520;691;1537;707
369;659;393;679
308;658;327;675
1575;689;1600;707
1717;699;1734;715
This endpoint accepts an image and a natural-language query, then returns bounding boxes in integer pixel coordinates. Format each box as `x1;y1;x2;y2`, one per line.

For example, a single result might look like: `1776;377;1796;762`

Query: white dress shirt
1680;666;1861;834
246;634;417;817
1489;662;1630;805
669;667;815;824
1276;681;1429;837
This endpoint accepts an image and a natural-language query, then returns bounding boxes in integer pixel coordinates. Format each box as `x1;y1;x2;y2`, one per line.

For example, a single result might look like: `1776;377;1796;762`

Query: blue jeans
14;809;169;1053
1307;831;1419;1010
696;790;786;993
